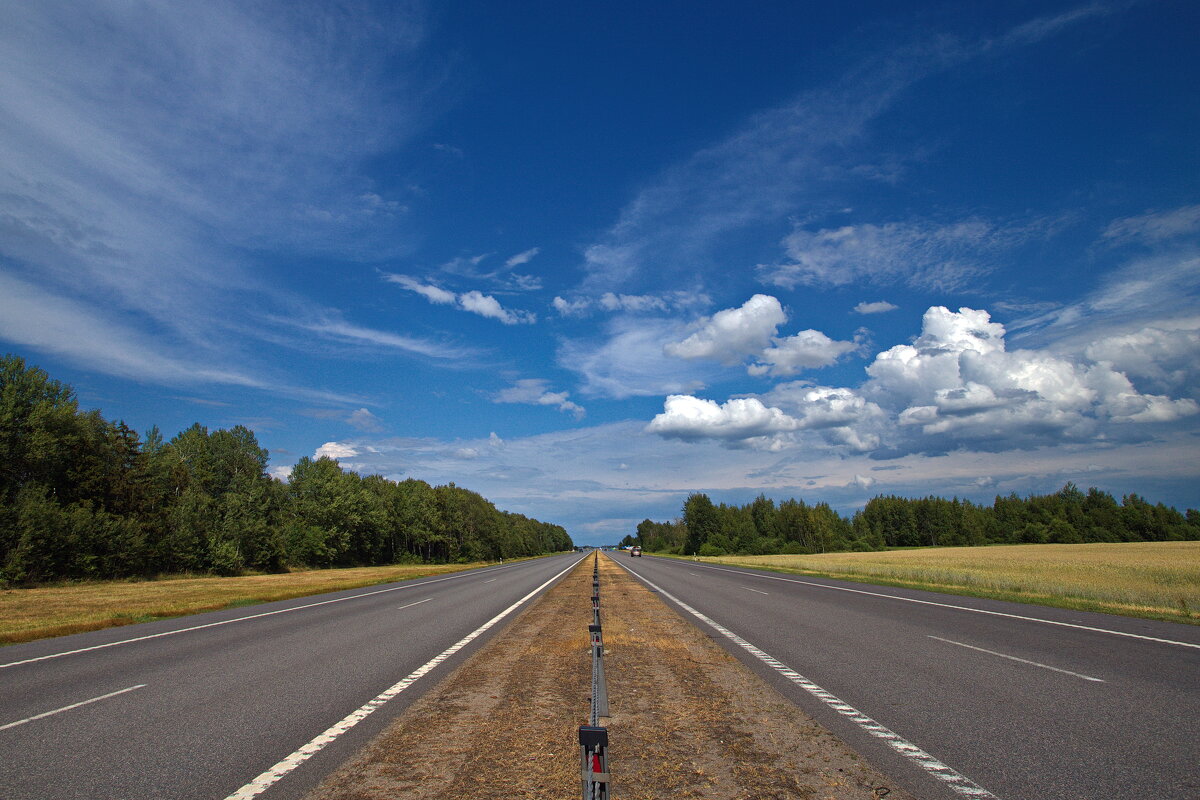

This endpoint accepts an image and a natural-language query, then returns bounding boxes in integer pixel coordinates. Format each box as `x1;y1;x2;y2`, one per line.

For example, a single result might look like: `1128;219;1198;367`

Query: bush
697;543;726;557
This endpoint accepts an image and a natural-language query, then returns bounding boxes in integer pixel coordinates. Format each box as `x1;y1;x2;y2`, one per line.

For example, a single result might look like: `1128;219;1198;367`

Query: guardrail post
579;725;609;800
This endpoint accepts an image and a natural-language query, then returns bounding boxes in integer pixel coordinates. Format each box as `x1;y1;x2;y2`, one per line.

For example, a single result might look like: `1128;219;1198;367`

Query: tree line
626;485;1200;556
0;355;572;585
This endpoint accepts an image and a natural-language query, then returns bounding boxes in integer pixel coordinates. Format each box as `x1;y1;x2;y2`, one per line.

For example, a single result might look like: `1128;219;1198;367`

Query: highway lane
0;552;587;800
608;552;1200;800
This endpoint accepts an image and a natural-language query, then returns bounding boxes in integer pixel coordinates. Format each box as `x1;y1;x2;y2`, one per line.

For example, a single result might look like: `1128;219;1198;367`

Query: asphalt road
607;552;1200;800
0;552;586;800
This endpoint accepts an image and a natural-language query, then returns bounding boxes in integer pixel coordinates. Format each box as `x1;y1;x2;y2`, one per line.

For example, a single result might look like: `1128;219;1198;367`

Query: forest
627;485;1200;557
0;355;572;585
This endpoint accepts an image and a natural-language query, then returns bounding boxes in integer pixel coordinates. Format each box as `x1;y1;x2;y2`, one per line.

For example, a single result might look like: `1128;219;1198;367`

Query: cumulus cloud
387;274;536;324
849;474;877;490
315;441;358;460
495;379;585;419
665;294;861;376
646;305;1199;455
758;219;1006;290
1084;327;1200;396
749;329;864;377
761;383;887;451
645;395;801;450
666;294;786;365
854;300;899;314
863;306;1198;450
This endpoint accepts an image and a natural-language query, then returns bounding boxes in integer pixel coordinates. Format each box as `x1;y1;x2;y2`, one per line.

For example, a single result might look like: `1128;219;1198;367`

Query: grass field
0;562;498;646
696;542;1200;624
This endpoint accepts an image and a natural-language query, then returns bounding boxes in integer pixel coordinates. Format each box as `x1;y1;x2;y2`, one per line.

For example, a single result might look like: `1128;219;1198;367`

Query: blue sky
2;0;1198;543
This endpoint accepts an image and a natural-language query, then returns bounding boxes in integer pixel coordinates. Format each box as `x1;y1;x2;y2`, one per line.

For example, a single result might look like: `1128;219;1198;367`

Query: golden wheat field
704;541;1200;623
0;562;488;645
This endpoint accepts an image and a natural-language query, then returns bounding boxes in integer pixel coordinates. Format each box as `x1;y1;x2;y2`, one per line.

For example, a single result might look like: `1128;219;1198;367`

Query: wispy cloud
574;5;1112;293
300;317;475;360
505;247;540;267
0;2;434;397
759;219;1010;290
386;274;537;325
1102;204;1200;246
0;271;361;404
494;379;585;419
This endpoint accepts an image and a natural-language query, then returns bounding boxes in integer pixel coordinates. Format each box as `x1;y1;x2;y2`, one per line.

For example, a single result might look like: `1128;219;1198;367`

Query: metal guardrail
580;553;610;799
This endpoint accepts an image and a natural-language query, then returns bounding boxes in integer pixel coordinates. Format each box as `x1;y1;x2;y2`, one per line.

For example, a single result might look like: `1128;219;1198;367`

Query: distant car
630;546;642;557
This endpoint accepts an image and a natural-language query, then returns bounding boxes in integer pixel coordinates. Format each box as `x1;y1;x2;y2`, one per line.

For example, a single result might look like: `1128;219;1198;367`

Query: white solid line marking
742;586;769;595
614;559;1001;800
397;598;433;611
223;555;587;800
483;579;496;583
686;562;1200;650
928;636;1105;682
1;562;534;670
0;684;146;732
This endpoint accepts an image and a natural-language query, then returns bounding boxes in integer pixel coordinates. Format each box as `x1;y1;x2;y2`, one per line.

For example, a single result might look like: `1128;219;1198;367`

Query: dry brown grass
701;541;1200;623
0;563;492;645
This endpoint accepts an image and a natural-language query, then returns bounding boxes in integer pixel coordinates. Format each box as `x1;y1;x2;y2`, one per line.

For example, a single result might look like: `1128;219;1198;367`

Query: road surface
0;552;586;800
608;551;1200;800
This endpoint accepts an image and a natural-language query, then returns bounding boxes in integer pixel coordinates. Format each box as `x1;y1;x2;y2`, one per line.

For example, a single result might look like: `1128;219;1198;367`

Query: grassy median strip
686;541;1200;624
0;562;499;646
305;553;914;800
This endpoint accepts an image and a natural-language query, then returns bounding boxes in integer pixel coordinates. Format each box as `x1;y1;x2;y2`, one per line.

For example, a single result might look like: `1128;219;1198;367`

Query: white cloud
647;305;1200;457
494;379;585;419
1084;326;1200;396
559;316;709;399
346;408;385;433
552;296;593;317
1102;204;1200;245
488;432;505;448
666;294;786;365
860;306;1199;451
269;465;294;481
315;442;358;460
665;294;861;377
749;329;863;377
453;447;480;459
505;247;540;267
552;291;710;317
849;474;877;490
386;274;536;324
300;318;473;360
574;9;1102;294
458;290;536;325
645;395;801;450
761;383;886;452
385;274;457;304
759;219;1005;290
854;300;898;314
